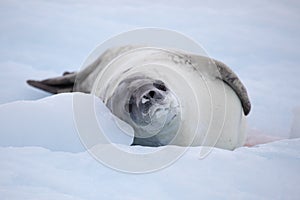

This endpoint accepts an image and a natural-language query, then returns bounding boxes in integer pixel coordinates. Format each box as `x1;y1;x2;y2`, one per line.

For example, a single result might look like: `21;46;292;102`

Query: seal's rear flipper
27;72;77;94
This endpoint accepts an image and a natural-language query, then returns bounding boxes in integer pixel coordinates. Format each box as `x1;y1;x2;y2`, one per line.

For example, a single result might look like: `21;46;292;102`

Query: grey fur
27;45;251;116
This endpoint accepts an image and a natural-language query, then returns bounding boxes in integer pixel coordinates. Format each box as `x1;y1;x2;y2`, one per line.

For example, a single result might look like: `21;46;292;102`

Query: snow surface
0;93;299;199
0;93;133;152
290;107;300;139
0;140;299;200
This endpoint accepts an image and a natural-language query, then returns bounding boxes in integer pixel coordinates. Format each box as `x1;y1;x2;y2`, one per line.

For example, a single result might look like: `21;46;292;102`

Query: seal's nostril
149;91;155;98
143;95;149;100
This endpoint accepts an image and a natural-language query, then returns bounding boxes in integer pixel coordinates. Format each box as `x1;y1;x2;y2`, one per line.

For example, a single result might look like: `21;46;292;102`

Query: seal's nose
146;90;163;100
139;90;164;114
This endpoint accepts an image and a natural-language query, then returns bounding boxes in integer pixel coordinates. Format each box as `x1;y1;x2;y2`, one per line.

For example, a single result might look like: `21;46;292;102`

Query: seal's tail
27;71;77;94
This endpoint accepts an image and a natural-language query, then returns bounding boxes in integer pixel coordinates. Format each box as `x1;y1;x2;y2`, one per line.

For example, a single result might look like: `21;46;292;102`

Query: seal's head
106;75;181;146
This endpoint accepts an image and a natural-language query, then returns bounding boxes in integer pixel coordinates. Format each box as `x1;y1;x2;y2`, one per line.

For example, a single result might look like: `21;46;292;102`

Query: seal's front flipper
27;72;77;94
213;59;251;116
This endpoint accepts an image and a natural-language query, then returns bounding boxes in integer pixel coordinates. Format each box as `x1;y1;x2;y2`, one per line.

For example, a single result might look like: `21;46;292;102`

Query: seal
27;45;251;150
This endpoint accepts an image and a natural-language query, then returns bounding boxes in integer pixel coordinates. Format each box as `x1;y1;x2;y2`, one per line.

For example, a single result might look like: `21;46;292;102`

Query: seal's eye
153;82;167;91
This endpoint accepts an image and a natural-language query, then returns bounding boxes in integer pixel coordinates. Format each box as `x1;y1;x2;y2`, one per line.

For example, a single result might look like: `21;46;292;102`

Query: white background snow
0;0;300;199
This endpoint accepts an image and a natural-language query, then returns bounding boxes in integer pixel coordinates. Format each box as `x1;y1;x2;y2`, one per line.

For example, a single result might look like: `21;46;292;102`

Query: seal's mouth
140;90;164;115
